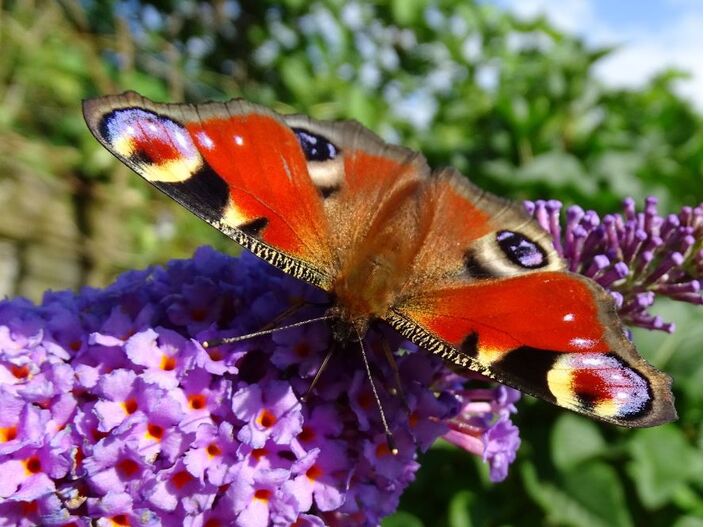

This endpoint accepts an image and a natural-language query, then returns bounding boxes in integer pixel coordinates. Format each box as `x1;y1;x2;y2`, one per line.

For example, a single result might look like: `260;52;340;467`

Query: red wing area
409;272;610;355
83;93;334;290
185;113;331;261
390;272;676;427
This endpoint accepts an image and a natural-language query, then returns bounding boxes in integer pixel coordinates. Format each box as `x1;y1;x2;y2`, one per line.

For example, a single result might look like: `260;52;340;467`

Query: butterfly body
331;187;421;331
83;92;676;428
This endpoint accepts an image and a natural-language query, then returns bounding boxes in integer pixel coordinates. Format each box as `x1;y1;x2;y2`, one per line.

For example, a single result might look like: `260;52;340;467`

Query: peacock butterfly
83;92;676;428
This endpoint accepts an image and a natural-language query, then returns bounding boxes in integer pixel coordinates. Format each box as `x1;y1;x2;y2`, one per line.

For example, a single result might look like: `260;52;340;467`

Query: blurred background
0;1;701;526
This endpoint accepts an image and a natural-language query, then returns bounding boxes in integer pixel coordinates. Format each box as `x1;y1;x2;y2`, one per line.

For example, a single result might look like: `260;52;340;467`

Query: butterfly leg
302;343;337;402
380;338;410;412
356;334;399;455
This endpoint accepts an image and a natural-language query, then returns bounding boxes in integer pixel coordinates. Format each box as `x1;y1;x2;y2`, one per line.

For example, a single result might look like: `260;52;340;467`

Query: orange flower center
170;470;193;489
161;355;176;371
298;426;315;442
293;342;311;358
254;489;272;501
251;448;268;461
11;364;30;379
75;446;85;468
24;455;41;474
306;464;323;481
147;423;164;441
116;458;140;478
375;443;392;458
207;349;223;361
111;514;130;526
92;428;109;442
123;398;138;414
357;392;373;409
19;501;38;515
189;393;207;410
191;308;207;321
257;409;276;428
1;426;17;442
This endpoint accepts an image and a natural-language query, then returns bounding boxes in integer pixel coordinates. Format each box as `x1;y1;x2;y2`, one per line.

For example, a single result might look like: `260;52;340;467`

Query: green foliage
627;426;701;510
0;1;701;526
550;415;607;471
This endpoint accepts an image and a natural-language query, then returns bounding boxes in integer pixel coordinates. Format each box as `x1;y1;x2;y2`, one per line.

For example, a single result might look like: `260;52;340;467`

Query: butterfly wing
83;92;430;292
83;92;336;289
387;170;676;427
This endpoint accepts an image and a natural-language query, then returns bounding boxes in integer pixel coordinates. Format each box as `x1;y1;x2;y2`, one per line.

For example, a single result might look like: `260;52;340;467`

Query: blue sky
490;0;702;106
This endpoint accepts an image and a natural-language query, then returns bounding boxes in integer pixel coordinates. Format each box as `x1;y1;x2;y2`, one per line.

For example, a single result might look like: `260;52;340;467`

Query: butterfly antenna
202;315;333;348
356;328;398;456
256;299;307;332
302;343;337;403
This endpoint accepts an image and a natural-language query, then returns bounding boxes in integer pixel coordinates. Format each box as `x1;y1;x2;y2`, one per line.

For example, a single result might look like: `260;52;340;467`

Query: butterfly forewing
83;92;335;290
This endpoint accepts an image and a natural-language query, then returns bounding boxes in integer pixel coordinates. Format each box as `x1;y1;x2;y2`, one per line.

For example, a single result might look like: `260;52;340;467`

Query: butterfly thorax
329;210;422;340
325;308;366;342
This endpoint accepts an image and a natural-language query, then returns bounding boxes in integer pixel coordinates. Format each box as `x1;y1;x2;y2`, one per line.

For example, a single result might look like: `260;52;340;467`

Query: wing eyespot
292;128;340;162
97;107;202;183
291;127;344;198
496;230;548;269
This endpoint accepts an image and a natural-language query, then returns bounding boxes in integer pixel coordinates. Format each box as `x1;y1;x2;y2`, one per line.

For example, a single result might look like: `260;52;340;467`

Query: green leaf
346;86;376;128
280;56;314;102
383;510;425;527
550;414;607;470
448;490;475;527
561;462;633;527
671;516;704;527
626;425;701;509
515;151;596;194
522;462;632;527
391;0;425;25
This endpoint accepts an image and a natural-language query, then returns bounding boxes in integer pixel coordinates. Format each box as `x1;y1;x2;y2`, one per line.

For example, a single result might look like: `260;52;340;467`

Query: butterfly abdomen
332;195;425;328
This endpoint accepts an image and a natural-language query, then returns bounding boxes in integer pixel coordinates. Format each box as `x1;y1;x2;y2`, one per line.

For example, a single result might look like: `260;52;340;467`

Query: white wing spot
570;338;597;350
582;356;604;366
234;135;244;146
616;392;629;400
563;313;575;322
175;131;189;149
196;131;214;150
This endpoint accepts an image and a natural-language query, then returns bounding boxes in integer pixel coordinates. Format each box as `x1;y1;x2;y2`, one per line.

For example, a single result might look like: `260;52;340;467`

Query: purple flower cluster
526;198;703;332
0;247;516;526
